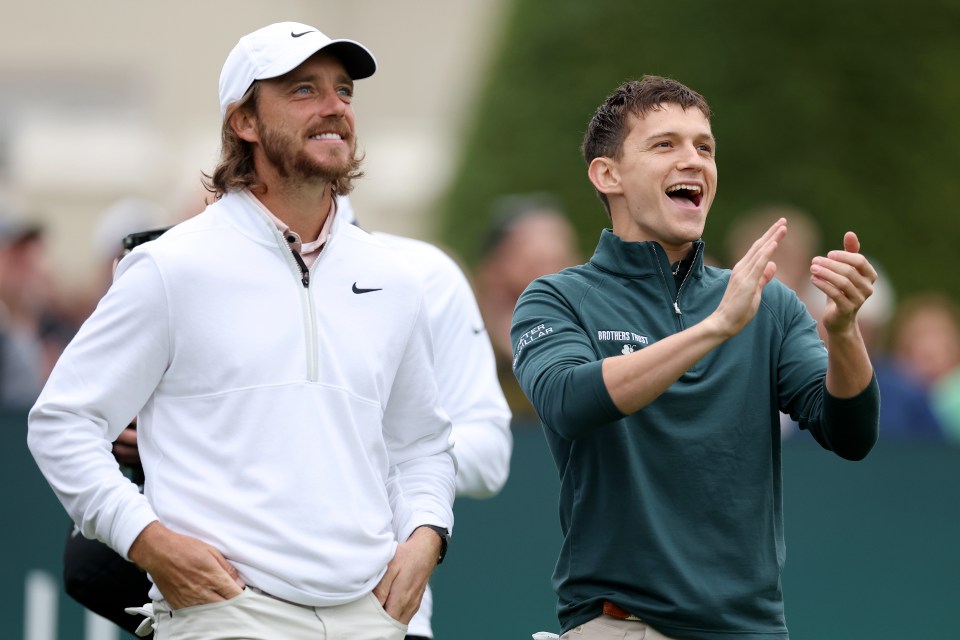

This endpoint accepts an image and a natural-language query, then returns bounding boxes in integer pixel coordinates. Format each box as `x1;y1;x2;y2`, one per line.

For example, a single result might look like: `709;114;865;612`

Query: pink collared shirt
246;190;336;268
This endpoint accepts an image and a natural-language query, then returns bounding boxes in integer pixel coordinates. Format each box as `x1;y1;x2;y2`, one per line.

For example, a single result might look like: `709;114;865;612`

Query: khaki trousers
560;614;683;640
151;587;407;640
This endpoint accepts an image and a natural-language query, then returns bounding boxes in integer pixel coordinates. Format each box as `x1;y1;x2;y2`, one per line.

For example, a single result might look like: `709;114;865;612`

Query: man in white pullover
28;21;456;640
55;200;514;638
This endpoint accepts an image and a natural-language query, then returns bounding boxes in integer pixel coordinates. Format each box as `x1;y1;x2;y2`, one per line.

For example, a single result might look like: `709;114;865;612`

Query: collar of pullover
589;229;706;280
228;189;347;249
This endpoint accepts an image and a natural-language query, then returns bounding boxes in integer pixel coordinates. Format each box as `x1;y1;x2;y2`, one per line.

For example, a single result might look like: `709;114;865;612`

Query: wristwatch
416;524;450;565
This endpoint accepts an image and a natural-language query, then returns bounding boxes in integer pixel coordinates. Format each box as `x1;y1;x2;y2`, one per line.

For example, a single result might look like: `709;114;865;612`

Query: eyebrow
643;130;716;145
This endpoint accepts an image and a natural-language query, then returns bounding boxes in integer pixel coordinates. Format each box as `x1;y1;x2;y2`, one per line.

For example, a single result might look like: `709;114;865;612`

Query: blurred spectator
90;198;171;300
888;292;960;387
934;367;960;444
863;278;945;441
886;292;960;442
0;195;82;409
61;197;173;332
0;215;47;410
474;194;581;424
724;204;824;316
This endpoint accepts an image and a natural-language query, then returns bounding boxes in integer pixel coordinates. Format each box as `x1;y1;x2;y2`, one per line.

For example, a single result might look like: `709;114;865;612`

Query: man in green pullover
511;76;880;640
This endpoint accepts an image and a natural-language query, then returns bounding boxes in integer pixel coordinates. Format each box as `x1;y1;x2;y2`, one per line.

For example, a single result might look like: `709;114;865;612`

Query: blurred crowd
3;194;959;444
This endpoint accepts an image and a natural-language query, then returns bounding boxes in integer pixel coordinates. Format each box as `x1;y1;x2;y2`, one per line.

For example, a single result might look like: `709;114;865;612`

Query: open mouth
665;183;703;208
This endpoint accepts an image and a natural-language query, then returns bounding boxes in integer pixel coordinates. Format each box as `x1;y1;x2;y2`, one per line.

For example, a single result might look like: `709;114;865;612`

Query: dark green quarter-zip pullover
511;229;879;639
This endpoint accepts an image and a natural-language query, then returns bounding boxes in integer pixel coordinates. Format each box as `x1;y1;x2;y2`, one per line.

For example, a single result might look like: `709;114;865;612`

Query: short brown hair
582;76;711;214
202;82;363;200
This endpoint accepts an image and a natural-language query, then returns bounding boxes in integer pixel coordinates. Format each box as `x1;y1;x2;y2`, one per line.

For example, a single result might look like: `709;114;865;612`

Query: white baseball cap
218;21;377;116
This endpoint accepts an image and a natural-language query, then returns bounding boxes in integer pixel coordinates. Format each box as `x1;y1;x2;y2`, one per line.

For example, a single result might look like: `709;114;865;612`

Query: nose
317;87;348;118
675;143;705;171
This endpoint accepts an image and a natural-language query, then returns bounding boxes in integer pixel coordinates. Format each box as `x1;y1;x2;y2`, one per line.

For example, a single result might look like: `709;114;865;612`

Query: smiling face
239;52;359;187
589;103;717;259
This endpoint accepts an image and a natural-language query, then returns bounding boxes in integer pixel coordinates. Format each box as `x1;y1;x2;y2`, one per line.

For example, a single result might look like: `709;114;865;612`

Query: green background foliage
439;0;960;301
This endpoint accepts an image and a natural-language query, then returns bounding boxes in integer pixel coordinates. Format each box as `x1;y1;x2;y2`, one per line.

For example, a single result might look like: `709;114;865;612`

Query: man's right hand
707;217;787;338
128;521;245;609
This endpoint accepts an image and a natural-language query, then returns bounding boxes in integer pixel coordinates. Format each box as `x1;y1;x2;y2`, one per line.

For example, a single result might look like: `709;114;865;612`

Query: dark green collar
589;229;706;280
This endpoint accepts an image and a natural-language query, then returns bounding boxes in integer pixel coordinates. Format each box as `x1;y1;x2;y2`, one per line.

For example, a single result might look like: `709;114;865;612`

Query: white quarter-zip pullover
28;190;456;607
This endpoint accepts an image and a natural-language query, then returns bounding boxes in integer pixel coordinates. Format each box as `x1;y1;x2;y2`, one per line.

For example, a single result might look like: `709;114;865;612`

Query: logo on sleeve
512;323;555;369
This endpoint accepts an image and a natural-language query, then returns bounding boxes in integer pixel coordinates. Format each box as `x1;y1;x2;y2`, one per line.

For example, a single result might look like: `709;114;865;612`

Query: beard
257;118;357;184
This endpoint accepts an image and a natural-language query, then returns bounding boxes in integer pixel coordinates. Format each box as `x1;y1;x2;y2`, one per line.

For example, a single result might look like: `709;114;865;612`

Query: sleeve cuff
113;502;161;561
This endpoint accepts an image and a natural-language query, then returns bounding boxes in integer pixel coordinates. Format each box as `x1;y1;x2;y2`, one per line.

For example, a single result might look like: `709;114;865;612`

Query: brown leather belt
602;600;643;621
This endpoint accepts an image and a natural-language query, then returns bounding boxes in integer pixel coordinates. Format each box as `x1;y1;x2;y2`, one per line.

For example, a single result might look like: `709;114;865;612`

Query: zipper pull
291;251;310;288
673;302;682;315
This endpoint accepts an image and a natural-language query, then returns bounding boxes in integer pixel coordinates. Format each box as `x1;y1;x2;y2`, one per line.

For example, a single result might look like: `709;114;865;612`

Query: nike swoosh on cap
291;30;315;38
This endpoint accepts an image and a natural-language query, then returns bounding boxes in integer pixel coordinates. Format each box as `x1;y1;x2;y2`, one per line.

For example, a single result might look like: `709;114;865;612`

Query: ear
228;106;259;144
587;157;623;197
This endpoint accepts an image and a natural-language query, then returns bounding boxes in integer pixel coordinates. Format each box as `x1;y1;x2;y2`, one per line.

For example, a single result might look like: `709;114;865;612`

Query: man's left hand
372;526;442;624
810;231;878;335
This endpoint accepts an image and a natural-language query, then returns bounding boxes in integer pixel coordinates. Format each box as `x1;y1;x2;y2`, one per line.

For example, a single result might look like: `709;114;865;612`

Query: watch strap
416;524;449;565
